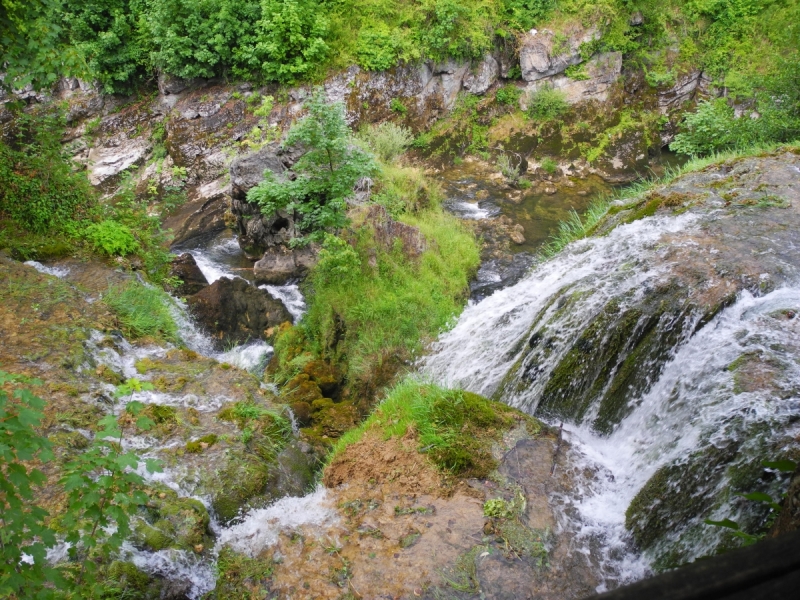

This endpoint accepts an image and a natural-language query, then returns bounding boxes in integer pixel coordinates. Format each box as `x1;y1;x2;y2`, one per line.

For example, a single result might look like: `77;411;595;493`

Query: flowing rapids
422;211;800;586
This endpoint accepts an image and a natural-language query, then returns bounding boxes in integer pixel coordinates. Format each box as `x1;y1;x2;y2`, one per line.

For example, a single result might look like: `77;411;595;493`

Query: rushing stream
423;208;800;585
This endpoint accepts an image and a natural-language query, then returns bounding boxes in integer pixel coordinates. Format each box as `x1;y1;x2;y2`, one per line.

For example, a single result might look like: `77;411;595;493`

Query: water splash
24;260;70;278
216;487;338;557
260;283;306;322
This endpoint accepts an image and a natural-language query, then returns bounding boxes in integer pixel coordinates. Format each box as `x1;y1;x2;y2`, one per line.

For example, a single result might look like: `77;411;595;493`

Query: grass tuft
103;281;179;342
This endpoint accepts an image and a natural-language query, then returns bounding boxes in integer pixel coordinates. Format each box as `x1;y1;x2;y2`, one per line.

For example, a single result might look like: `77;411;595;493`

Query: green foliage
357;122;414;163
0;371;59;598
282;200;478;389
329;380;520;478
540;157;558;174
497;153;521;184
500;0;553;31
248;88;377;238
390;97;408;115
314;234;362;285
671;60;800;156
564;63;589;80
62;0;149;94
356;23;411;72
83;220;139;256
526;86;569;121
0;111;94;233
255;0;330;83
495;84;523;106
418;0;494;61
0;0;83;92
103;281;179;342
0;371;160;598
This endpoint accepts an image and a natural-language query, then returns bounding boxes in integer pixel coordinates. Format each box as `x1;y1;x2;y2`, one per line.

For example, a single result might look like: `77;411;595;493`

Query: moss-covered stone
134;489;211;552
103;561;163;599
206;546;273;600
186;434;219;453
209;451;273;523
281;373;324;404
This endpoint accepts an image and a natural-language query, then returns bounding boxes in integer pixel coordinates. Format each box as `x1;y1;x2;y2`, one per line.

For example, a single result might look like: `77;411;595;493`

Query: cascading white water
422;212;800;588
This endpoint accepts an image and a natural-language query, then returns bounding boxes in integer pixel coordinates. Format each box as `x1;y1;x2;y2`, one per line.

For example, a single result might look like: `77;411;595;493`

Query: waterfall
423;210;800;584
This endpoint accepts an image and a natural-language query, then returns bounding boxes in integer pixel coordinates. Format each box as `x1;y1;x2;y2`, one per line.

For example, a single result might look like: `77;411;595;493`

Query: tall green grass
103;281;179;342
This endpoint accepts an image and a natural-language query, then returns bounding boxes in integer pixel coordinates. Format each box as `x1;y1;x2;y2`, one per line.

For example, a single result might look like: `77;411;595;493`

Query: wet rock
164;178;230;246
169;253;209;296
133;490;211;553
770;465;800;536
519;26;601;82
186;277;291;346
509;224;526;245
253;243;319;284
470;253;536;301
657;70;713;111
273;440;318;497
463;54;500;95
282;373;324;405
158;73;196;96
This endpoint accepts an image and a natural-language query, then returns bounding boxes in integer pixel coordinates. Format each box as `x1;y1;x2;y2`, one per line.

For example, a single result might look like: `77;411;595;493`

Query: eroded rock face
361;204;427;258
186;276;291;346
463;54;501;95
519;26;601;82
523;51;623;106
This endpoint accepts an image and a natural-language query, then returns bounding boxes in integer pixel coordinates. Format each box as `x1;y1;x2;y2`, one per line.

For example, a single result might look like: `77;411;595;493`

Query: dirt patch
323;429;445;497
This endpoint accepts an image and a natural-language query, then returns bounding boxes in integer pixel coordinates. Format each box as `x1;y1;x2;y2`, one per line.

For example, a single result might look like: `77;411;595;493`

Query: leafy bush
0;112;94;233
357;122;414;163
540;157;558;174
248;88;377;238
145;0;261;80
103;281;179;341
500;0;554;31
418;0;494;61
255;0;330;83
495;84;523;106
497;153;521;184
83;220;139;256
63;0;149;94
356;24;406;72
526;86;569;121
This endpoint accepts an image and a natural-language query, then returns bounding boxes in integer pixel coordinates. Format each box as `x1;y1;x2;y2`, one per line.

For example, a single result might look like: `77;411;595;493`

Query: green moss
186;434;219;453
102;561;162;599
134;491;210;552
210;452;273;523
208;546;273;600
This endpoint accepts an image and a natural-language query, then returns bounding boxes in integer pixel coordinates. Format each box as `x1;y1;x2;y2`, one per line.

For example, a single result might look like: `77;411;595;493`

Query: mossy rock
310;398;359;437
186;434;219;453
300;360;341;396
209;451;273;523
49;430;90;450
134;489;210;552
281;373;324;404
288;400;312;426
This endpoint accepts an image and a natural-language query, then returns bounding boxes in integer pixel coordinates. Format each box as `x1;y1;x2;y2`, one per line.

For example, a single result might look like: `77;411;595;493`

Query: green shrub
500;0;554;31
0;112;94;233
418;0;493;61
526;86;569;121
255;0;330;83
495;84;522;106
83;220;139;256
356;24;404;72
248;88;377;238
329;380;518;478
540;157;558;174
357;122;414;163
103;281;179;342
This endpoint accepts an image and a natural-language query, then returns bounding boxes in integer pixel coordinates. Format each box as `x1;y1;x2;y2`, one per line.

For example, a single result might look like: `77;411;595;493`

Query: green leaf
704;518;740;530
762;459;797;473
739;491;775;503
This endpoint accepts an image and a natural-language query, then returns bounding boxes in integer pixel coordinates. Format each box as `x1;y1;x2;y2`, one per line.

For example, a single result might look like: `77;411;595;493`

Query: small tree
248;87;377;239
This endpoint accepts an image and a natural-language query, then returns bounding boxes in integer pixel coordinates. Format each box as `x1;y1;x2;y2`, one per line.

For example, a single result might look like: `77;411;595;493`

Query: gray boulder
463;54;500;95
253;244;319;285
519;27;601;82
229;144;285;200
